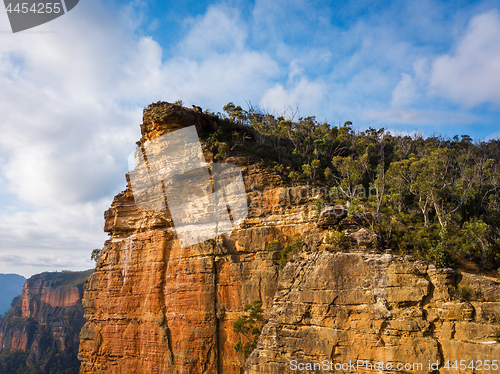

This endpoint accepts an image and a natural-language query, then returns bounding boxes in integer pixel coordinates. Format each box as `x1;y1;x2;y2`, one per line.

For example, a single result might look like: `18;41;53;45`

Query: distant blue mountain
0;274;26;315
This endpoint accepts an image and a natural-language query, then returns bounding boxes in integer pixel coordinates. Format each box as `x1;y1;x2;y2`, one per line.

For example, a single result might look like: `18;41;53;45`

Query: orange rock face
79;103;500;374
0;270;90;372
79;189;314;373
79;103;311;373
21;282;81;318
246;253;500;373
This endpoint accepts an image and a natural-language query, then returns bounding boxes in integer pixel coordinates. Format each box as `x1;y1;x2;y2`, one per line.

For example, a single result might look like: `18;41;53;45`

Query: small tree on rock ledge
233;300;265;363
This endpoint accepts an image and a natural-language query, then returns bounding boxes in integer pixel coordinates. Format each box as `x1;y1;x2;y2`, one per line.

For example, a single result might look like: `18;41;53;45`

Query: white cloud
484;130;500;141
0;0;284;275
387;10;500;124
362;108;479;126
429;10;500;108
261;77;326;117
180;6;248;57
391;73;418;107
0;0;155;275
0;0;281;214
1;0;499;276
161;51;280;110
0;201;108;277
0;1;148;208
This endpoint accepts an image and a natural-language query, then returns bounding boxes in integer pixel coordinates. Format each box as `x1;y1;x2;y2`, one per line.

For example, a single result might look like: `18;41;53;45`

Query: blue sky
0;0;500;276
133;0;500;138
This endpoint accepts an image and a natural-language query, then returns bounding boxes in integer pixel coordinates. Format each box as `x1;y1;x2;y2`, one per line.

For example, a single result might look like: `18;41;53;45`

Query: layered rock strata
246;252;500;373
79;103;500;374
0;270;91;372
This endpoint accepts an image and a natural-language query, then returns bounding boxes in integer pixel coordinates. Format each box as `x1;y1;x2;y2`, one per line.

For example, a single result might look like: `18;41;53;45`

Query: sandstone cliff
0;269;91;373
79;102;500;374
246;252;500;373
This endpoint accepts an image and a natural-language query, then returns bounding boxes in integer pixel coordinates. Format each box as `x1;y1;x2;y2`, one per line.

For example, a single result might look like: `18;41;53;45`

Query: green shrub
273;162;284;173
233;301;265;360
267;238;281;252
449;284;472;301
325;230;346;249
91;248;102;262
214;141;229;161
426;228;452;268
288;171;300;182
458;285;472;300
311;198;326;218
279;238;303;269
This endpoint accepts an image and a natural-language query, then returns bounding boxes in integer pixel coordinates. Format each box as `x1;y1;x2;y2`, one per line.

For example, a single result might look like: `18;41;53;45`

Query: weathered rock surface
0;270;91;372
79;102;500;374
79;103;317;373
246;253;500;373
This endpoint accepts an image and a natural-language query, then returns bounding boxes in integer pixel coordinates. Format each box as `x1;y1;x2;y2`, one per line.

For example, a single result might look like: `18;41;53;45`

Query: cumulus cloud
0;1;147;208
1;0;499;276
388;10;500;123
429;10;500;108
0;0;155;274
0;1;280;210
0;0;284;275
362;108;479;126
180;6;248;57
391;73;418;107
0;201;108;277
261;58;326;116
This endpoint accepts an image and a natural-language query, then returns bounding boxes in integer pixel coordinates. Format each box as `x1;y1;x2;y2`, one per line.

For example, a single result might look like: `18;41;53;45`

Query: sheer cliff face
78;103;314;374
79;103;500;374
21;281;81;318
0;270;90;372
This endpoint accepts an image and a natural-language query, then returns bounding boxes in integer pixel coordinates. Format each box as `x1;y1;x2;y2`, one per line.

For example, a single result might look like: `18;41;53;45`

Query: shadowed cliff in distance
0;274;26;316
0;269;92;374
78;102;500;373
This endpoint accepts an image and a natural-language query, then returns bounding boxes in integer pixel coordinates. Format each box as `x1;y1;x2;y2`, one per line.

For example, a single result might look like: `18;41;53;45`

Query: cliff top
139;101;226;144
26;269;93;290
128;101;500;276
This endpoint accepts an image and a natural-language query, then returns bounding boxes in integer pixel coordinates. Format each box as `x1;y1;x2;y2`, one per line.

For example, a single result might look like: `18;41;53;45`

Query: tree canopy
203;102;500;273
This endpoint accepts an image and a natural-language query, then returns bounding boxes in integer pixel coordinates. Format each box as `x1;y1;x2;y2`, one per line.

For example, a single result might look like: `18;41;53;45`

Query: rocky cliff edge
78;102;500;374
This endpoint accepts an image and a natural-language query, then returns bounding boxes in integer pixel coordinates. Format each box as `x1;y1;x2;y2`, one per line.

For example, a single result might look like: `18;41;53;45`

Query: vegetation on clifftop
27;269;93;291
193;101;500;274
